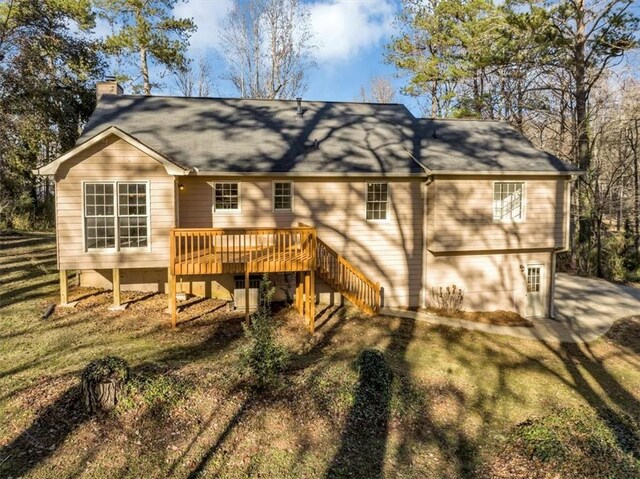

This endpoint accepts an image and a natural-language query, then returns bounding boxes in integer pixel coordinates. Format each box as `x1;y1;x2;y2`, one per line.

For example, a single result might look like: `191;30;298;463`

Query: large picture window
493;182;524;222
214;182;240;212
84;182;149;250
366;183;388;221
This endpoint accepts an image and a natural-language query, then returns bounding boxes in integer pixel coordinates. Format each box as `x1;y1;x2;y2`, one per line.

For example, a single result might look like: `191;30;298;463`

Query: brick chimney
96;76;123;102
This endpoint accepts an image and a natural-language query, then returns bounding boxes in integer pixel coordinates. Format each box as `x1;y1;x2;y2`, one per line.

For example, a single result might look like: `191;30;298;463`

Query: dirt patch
425;307;533;327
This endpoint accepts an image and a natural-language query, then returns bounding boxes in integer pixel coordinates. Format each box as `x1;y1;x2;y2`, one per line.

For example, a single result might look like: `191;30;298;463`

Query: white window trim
365;181;390;223
81;180;152;254
272;180;294;213
492;181;526;223
212;181;242;215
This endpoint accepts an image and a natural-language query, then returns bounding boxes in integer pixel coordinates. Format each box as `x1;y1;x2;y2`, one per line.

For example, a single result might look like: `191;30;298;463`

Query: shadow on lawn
326;349;393;479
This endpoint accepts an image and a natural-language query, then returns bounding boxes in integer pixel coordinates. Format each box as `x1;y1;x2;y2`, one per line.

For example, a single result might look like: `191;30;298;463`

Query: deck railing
316;238;381;315
170;227;317;275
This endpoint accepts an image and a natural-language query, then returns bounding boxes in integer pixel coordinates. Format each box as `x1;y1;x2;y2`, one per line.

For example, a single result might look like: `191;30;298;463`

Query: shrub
81;356;130;413
241;274;289;389
430;284;464;313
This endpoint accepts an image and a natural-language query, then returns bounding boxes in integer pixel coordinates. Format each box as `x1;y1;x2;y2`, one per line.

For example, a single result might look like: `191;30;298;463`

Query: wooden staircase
315;238;381;315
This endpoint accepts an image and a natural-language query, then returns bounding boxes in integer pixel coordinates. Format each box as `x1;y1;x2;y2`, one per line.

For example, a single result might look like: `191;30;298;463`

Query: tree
358;76;397;103
219;0;316;100
96;0;196;95
173;55;215;97
0;0;104;229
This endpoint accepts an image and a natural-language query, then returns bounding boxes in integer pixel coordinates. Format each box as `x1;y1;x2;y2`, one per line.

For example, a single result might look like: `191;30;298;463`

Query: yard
1;231;639;478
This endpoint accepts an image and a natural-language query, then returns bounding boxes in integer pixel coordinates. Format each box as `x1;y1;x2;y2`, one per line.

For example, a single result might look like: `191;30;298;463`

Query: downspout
403;146;432;309
550;175;577;318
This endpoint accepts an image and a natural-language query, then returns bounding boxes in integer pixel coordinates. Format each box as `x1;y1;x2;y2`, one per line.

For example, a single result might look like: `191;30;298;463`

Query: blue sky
99;0;410;107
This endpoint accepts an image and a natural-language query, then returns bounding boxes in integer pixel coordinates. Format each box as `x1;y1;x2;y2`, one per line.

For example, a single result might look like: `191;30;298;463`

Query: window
366;183;388;221
527;266;541;293
118;183;148;248
85;183;116;249
214;182;240;212
493;182;524;221
84;182;149;251
273;181;293;212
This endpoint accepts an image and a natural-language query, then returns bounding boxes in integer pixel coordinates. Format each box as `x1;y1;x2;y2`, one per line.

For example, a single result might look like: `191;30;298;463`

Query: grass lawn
1;231;639;478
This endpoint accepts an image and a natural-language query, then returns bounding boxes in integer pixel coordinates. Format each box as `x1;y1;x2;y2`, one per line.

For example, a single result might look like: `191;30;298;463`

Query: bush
81;356;130;413
482;406;640;479
241;274;289;389
430;285;464;313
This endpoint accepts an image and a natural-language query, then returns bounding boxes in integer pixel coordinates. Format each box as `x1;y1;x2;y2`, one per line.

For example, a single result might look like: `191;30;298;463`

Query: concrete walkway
381;273;640;343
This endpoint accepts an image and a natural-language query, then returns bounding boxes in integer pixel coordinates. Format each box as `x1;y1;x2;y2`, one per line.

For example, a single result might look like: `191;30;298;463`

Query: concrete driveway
383;273;640;343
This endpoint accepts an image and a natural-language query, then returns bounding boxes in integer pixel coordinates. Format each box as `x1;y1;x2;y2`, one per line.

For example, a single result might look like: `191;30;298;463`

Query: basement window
84;181;149;251
214;182;240;212
366;183;388;221
493;182;525;222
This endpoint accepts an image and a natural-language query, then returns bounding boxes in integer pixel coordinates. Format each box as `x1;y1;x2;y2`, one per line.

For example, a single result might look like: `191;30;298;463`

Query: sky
98;0;410;107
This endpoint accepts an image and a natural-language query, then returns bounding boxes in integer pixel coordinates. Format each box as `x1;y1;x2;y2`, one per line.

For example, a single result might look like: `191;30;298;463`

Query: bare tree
174;56;215;97
219;0;316;99
358;76;397;103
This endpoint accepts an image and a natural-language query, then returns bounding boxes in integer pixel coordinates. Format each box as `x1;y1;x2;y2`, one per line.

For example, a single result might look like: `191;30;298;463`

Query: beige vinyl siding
178;176;424;308
427;176;567;252
55;136;175;270
426;250;552;315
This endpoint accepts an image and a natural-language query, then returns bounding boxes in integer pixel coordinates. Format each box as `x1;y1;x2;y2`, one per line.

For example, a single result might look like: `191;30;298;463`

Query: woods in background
0;0;638;281
387;0;640;281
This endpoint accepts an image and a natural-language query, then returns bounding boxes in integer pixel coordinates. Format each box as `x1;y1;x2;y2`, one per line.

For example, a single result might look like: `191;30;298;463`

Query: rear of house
35;80;581;327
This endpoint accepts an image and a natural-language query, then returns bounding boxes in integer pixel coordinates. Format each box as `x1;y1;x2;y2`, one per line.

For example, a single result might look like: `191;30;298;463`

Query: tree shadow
325;349;393;479
0;385;90;477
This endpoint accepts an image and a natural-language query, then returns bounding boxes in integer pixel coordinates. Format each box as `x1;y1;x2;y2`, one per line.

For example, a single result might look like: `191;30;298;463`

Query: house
34;79;582;331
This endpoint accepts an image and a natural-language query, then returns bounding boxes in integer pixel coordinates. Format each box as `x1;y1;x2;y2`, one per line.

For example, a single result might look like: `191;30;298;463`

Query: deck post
245;268;250;323
304;272;311;326
308;270;315;334
60;269;68;305
112;268;121;307
295;272;302;314
168;267;177;328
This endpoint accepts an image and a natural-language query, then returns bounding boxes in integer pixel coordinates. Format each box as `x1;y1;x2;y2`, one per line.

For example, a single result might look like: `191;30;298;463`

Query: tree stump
81;357;130;413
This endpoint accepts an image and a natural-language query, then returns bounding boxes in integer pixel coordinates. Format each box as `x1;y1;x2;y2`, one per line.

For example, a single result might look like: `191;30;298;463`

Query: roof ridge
105;94;409;109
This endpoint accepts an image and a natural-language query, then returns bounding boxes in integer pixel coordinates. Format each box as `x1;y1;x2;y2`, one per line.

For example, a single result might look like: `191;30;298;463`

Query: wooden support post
112;268;121;307
304;272;311;326
245;268;250;323
60;269;68;305
168;268;177;328
308;270;315;334
296;272;303;314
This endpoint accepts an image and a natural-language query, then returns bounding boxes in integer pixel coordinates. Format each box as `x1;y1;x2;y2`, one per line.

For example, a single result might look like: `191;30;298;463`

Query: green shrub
495;407;640;478
82;356;130;384
241;274;289;389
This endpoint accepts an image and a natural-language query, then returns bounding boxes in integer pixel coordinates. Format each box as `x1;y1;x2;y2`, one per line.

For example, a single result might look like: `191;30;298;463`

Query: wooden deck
167;226;380;331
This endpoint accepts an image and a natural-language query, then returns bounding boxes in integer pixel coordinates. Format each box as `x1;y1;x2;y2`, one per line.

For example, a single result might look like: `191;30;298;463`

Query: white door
525;264;546;318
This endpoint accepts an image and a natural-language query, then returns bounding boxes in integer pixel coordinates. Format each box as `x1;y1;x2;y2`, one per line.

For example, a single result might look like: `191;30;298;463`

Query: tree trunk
140;46;150;95
633;118;639;257
82;377;123;413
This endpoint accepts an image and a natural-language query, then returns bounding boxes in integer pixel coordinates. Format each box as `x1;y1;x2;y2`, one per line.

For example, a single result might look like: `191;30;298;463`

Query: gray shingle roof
415;119;580;173
79;95;421;175
78;95;580;175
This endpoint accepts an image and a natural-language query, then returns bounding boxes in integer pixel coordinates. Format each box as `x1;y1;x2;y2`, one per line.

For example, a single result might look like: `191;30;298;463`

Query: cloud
173;0;233;52
308;0;396;63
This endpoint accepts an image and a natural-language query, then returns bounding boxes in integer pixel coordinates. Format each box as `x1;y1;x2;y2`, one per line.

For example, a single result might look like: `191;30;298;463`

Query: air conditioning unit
233;275;261;312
